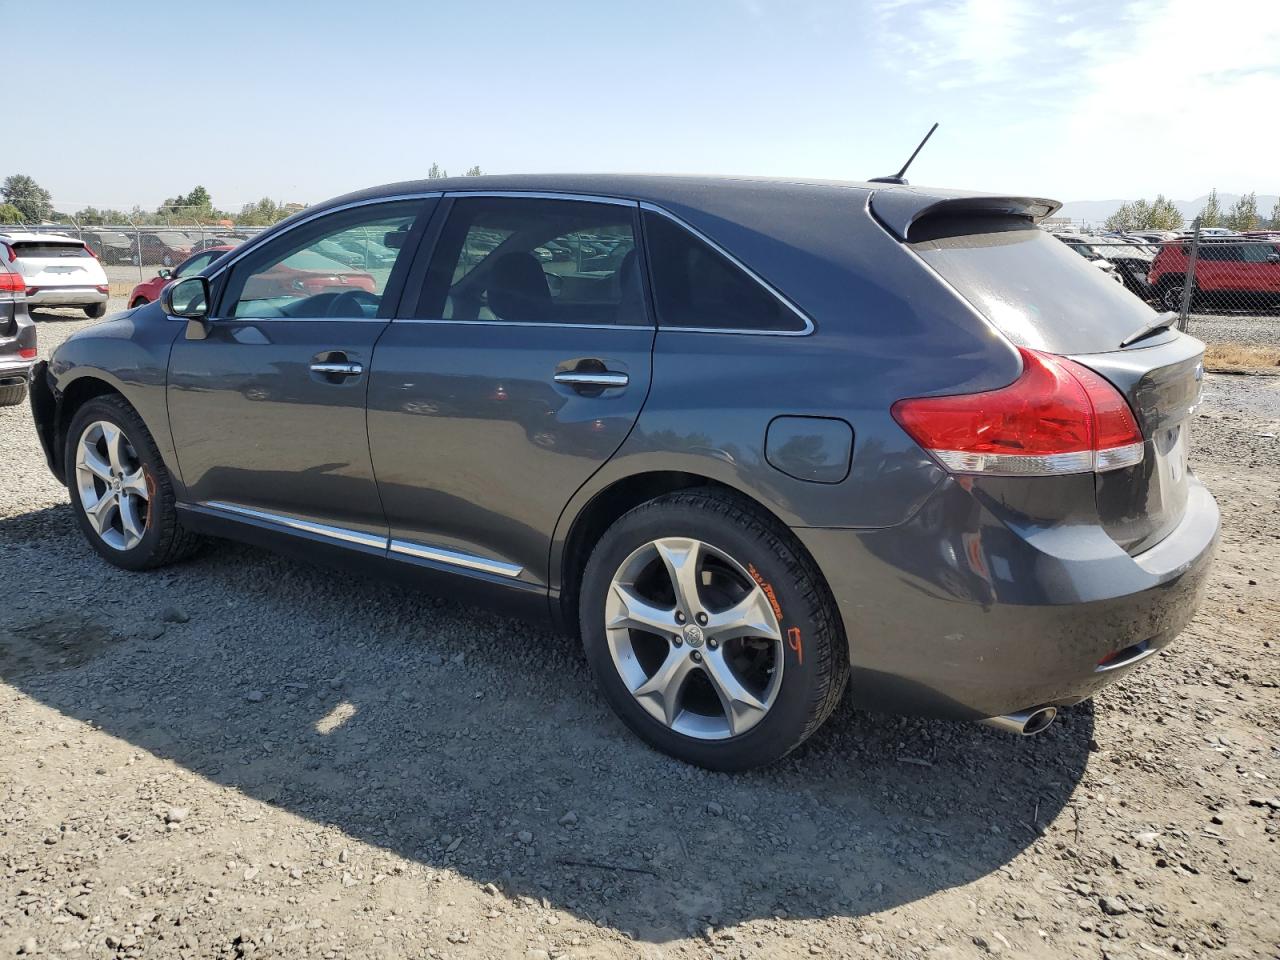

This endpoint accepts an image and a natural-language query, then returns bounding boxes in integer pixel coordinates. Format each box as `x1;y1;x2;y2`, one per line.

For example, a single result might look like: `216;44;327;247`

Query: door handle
310;361;363;376
553;370;629;389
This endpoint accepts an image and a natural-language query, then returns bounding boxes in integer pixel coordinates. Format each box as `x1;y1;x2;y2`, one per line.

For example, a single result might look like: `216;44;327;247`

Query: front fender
45;304;185;492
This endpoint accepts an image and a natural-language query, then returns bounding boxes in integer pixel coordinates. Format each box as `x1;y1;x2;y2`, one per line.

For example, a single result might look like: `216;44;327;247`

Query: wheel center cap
682;623;704;648
110;477;122;493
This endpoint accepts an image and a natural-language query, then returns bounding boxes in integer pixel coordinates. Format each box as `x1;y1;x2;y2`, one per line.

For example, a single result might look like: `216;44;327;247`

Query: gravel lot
2;306;1278;960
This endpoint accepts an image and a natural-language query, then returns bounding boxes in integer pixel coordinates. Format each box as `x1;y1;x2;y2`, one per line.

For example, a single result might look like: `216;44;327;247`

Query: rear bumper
0;354;35;383
796;474;1219;721
26;287;108;306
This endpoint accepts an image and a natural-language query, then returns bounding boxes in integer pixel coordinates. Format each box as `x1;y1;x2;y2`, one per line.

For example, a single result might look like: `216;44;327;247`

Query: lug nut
675;611;686;624
707;638;718;650
673;635;683;646
696;612;708;626
690;651;703;663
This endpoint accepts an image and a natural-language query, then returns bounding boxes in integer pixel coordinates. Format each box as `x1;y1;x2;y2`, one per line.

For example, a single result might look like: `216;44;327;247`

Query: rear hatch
9;238;107;287
886;204;1203;556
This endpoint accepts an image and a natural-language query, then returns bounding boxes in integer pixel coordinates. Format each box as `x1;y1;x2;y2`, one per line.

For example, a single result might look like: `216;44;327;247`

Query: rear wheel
0;381;27;406
65;395;203;570
579;489;848;770
84;302;107;319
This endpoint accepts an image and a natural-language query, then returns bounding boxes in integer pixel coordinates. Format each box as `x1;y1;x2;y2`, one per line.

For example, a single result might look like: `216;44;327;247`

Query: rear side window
910;216;1155;354
642;210;805;332
11;241;91;259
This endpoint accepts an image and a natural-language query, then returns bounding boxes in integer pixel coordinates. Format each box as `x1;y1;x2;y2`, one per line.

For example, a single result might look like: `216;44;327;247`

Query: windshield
912;217;1157;353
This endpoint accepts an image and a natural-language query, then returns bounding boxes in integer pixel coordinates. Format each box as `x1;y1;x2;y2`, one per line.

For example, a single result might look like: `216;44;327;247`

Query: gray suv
28;175;1219;770
0;256;36;405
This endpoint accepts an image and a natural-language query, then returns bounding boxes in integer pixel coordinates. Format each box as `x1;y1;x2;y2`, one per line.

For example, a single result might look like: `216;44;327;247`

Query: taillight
892;348;1144;476
18;348;37;360
84;244;99;258
95;284;109;294
0;271;22;293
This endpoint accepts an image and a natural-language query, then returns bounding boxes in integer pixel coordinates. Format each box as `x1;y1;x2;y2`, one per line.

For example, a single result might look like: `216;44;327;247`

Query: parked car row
1050;230;1280;311
21;228;251;266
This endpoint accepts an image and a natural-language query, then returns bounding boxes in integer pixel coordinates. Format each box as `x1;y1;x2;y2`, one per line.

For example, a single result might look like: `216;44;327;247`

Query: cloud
875;0;1033;88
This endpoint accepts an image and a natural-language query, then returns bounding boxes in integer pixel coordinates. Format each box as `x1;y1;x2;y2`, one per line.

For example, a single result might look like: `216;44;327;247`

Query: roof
0;231;82;243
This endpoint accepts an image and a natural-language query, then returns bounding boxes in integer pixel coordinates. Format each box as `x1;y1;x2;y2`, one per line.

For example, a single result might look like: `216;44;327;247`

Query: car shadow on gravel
1;510;1094;943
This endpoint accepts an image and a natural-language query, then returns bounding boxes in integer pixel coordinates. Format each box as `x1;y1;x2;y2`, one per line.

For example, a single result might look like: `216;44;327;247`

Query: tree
1269;198;1280;230
73;206;131;225
234;197;291;227
1103;195;1182;232
427;162;448;179
157;184;218;222
1;174;54;221
0;202;24;224
464;165;483;177
1198;188;1222;228
1225;191;1258;232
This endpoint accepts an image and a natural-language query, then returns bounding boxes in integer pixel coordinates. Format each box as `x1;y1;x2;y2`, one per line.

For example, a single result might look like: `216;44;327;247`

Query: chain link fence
1048;221;1280;346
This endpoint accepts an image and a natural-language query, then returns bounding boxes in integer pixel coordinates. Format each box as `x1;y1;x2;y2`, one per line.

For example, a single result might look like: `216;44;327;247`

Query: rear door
367;194;654;586
167;198;431;543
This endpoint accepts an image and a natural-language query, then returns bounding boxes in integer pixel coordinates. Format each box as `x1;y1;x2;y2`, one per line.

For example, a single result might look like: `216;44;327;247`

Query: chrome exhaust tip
979;706;1058;736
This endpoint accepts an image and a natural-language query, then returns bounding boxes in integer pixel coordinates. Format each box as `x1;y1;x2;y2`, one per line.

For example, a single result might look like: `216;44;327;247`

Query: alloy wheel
604;537;783;740
74;420;151;551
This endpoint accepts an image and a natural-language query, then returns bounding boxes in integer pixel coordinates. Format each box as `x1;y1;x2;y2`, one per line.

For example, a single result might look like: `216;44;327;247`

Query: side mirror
1268;253;1280;264
157;268;172;279
161;276;212;339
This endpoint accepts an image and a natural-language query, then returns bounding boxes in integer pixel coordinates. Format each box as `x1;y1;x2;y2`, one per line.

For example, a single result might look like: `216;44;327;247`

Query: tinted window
175;252;217;277
12;241;92;259
1238;243;1279;263
642;210;804;332
418;197;644;325
1197;243;1239;262
220;201;421;319
911;217;1156;354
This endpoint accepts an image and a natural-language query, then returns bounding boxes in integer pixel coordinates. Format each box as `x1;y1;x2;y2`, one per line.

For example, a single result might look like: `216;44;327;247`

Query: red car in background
1149;238;1280;310
129;246;376;309
129;246;234;307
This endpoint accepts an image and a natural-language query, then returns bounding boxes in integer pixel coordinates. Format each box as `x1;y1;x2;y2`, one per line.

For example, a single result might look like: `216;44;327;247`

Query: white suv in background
0;232;110;317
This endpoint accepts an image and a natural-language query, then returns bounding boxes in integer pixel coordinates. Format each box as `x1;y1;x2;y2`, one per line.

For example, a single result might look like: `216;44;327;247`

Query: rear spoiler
869;188;1061;241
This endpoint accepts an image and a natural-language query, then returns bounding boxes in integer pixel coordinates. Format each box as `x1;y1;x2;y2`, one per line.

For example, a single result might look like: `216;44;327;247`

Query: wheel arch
552;468;836;640
52;374;132;479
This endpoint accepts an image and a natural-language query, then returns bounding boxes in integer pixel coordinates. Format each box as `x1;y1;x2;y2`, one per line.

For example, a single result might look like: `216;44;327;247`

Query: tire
84;302;107;319
131;297;149;308
579;488;848;771
1159;279;1192;313
0;381;27;406
64;394;203;571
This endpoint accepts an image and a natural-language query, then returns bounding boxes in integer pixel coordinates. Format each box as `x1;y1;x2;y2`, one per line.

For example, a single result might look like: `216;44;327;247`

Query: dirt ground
2;306;1278;960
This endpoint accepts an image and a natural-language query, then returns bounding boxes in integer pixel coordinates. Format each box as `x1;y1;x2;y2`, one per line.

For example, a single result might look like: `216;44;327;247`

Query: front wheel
65;395;203;570
1159;280;1189;313
579;489;848;770
84;302;107;319
131;297;149;308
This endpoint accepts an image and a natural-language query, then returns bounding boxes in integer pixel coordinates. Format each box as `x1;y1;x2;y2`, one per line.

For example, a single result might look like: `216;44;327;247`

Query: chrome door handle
310;361;363;376
553;371;629;389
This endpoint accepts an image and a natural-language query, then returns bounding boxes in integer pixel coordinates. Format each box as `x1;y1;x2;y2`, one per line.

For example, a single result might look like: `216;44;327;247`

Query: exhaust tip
979;706;1058;736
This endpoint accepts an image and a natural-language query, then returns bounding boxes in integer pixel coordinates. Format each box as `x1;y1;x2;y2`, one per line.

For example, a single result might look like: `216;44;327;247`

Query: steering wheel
324;289;380;318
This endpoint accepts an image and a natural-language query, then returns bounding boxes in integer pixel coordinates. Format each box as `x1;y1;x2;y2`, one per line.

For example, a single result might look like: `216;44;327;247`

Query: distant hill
1058;193;1279;227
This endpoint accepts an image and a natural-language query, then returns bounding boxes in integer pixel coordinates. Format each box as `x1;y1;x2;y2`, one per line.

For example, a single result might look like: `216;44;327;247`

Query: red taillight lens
84;244;99;258
95;284;109;294
18;348;37;360
891;348;1144;476
0;271;22;293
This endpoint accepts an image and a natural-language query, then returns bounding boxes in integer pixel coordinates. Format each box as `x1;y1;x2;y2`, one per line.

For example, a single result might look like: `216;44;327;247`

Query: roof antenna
869;122;938;185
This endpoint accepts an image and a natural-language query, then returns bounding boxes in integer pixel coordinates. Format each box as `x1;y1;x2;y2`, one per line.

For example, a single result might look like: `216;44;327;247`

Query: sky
5;0;1277;214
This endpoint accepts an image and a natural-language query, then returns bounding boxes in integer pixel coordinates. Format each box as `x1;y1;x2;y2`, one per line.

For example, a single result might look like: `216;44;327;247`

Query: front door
167;199;431;542
367;195;654;585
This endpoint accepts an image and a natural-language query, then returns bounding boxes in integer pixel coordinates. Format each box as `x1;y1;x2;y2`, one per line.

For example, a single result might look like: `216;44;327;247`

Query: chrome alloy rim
605;537;784;740
74;420;151;551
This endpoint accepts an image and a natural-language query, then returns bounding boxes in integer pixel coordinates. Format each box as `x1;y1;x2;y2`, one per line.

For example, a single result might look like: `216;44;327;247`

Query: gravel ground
2;306;1279;960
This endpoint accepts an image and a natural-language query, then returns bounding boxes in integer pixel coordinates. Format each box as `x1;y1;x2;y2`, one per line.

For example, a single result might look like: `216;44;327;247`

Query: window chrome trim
203;501;388;549
392;318;653;331
637;201;815;337
389;539;524;578
205;192;443;285
443;190;637;207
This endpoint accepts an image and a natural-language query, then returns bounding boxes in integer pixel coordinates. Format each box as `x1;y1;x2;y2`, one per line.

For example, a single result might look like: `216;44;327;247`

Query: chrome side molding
203;501;387;549
389;539;523;578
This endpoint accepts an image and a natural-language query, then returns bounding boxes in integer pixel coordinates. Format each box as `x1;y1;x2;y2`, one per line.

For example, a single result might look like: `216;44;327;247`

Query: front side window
642;210;805;333
417;197;645;325
219;201;421;319
175;252;217;277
